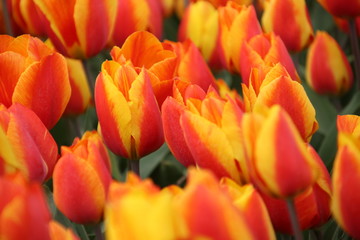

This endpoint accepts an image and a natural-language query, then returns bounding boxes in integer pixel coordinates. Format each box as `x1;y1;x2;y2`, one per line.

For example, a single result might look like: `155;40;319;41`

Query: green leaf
341;91;360;114
140;144;170;178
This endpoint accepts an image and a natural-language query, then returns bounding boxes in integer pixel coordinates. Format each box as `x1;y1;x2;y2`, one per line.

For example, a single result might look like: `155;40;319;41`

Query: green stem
286;198;303;240
2;0;13;36
69;117;82;138
95;223;104;240
128;159;140;177
82;59;95;97
349;19;360;91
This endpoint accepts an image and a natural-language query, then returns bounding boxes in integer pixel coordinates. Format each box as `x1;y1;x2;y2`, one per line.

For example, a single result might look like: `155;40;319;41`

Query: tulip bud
317;0;360;18
53;131;112;224
95;61;164;160
33;0;117;58
332;115;360;239
0;173;51;240
246;105;319;198
0;34;71;129
262;0;314;52
306;31;353;95
240;32;299;85
0;103;58;182
49;221;80;240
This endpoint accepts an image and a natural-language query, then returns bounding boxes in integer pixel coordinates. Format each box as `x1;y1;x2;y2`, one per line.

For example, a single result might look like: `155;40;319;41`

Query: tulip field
1;0;360;239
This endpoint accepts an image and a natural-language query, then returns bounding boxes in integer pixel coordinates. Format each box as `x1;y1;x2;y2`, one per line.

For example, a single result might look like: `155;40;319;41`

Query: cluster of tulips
1;0;360;239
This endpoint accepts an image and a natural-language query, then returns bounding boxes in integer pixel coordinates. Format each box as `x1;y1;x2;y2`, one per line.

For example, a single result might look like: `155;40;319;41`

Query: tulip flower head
317;0;360;18
0;173;52;240
0;103;58;182
306;31;353;95
261;0;314;52
332;115;360;239
33;0;118;58
0;34;71;129
53;131;112;224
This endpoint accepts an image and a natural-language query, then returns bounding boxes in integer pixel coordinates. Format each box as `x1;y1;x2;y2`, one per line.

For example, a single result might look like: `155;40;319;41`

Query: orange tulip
0;173;51;240
110;31;177;106
7;0;46;36
242;105;319;198
49;221;80;240
163;86;245;182
306;31;353;95
259;145;331;233
218;2;262;72
178;1;225;69
0;34;71;129
176;168;275;240
240;32;299;85
332;115;360;239
53;131;112;224
317;0;360;18
33;0;117;58
163;39;218;92
242;63;318;142
0;103;58;182
109;0;162;46
261;0;314;52
95;60;164;160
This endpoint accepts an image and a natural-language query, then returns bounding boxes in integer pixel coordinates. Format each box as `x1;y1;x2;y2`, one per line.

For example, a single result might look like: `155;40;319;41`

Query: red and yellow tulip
306;31;353;95
33;0;117;58
53;131;112;224
260;145;331;233
242;63;318;142
218;2;262;72
178;0;225;69
332;115;360;239
109;0;163;46
239;32;299;85
95;60;164;160
317;0;360;18
0;34;71;129
163;86;245;182
261;0;314;52
7;0;45;36
242;105;319;198
110;31;177;106
0;103;58;182
0;173;52;240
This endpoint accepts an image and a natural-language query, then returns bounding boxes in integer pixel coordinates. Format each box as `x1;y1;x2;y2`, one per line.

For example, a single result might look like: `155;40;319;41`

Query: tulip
7;0;46;36
33;0;117;58
317;0;360;18
216;78;245;111
95;60;164;160
49;221;80;240
334;16;360;36
105;173;185;240
178;1;225;69
163;39;217;92
53;131;112;224
242;63;318;142
240;32;299;85
63;58;92;115
0;173;51;240
218;2;262;72
220;178;276;240
163;86;245;182
110;31;177;106
0;34;71;129
261;0;314;52
190;0;253;7
332;115;360;239
175;168;275;240
0;103;58;182
243;105;319;198
306;31;353;95
109;0;163;46
259;145;331;233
